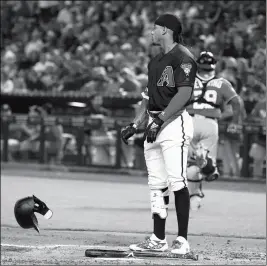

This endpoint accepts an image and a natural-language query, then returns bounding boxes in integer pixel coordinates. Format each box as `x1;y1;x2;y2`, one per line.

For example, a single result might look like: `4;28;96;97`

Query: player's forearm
229;96;242;123
158;86;193;122
132;98;148;127
220;105;233;121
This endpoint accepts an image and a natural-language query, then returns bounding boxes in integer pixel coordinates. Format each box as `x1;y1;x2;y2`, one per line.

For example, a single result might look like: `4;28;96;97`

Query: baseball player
185;51;243;210
121;14;197;255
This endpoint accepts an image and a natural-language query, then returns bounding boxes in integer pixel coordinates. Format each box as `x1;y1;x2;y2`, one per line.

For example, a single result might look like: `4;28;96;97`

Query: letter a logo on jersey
157;66;175;87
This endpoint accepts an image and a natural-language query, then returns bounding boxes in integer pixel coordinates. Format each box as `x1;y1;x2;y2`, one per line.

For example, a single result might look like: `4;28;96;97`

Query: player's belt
147;110;162;118
190;114;216;121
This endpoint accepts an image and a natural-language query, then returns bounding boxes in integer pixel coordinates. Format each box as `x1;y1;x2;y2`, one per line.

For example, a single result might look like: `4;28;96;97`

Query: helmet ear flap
31;213;40;233
33;195;53;219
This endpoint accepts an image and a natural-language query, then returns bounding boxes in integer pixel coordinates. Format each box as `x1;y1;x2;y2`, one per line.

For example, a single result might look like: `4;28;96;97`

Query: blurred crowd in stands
1;1;266;178
1;0;266;113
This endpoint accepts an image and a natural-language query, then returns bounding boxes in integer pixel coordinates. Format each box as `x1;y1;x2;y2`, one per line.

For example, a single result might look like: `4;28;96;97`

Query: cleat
171;236;190;255
129;234;168;252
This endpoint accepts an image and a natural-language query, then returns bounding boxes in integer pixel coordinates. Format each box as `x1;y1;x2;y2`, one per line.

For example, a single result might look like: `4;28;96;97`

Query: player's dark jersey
143;44;197;111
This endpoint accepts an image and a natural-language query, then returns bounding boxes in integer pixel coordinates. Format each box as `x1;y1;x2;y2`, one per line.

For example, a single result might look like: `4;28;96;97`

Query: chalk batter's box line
1;244;144;262
1;243;123;250
2;244;198;260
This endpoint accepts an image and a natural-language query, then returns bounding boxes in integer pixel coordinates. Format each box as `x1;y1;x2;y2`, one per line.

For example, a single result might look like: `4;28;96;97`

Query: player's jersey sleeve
220;78;238;103
174;56;197;88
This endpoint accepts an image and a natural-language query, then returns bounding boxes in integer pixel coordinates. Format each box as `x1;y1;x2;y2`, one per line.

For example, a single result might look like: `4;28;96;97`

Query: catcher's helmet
14;195;53;233
196;51;217;71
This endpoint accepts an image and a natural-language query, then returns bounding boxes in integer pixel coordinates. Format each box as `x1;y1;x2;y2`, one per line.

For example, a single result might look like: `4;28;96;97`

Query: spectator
33;53;49;75
59;24;80;53
19;106;43;161
1;104;12;116
0;0;265;106
119;67;142;95
42;104;64;165
24;29;44;58
57;1;73;26
43;30;58;51
219;100;247;178
38;1;59;24
0;104;20;161
25;69;47;91
18;105;64;164
218;57;243;94
85;95;111;117
248;99;266;178
2;49;18;79
251;48;266;85
13;69;28;92
1;71;14;93
222;34;240;58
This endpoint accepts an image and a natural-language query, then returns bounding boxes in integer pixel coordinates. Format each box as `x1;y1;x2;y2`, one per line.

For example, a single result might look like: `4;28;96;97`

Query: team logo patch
157;66;175;87
181;63;192;76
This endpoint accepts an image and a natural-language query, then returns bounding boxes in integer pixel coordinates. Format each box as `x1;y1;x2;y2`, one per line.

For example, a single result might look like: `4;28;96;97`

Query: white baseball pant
144;110;193;192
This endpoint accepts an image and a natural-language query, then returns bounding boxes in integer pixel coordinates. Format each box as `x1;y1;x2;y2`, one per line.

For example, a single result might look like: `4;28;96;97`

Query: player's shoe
171;236;190;255
129;233;168;252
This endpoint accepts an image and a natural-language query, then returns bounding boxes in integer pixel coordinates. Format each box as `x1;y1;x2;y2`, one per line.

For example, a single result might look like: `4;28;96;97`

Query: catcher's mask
14;195;53;233
197;51;217;71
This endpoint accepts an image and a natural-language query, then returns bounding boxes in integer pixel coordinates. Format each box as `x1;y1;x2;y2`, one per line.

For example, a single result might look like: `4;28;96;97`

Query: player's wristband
154;116;164;126
130;123;138;129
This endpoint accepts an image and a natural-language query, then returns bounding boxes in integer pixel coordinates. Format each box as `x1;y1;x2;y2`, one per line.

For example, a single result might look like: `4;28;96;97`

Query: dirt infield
1;227;266;265
1;170;266;265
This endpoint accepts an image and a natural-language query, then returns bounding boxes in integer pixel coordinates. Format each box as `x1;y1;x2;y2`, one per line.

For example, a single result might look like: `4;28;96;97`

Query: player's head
152;14;183;45
196;51;217;80
196;51;217;71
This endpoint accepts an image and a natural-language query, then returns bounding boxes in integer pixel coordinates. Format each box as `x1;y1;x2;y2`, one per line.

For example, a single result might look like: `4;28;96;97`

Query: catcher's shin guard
194;143;219;182
187;165;204;210
202;160;219;182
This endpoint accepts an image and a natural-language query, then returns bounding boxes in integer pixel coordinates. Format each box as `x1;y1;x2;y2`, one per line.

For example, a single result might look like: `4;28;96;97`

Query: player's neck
161;39;177;54
197;71;215;81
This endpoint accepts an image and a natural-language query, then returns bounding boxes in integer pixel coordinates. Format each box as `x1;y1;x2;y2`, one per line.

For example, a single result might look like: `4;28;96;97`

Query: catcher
186;51;243;210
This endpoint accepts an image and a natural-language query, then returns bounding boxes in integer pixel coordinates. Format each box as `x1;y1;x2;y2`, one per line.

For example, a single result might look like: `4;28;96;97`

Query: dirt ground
1;169;266;265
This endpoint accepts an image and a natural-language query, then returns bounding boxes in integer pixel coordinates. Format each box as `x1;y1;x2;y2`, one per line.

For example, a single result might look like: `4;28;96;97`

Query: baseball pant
189;115;219;162
187;115;219;199
144;110;193;192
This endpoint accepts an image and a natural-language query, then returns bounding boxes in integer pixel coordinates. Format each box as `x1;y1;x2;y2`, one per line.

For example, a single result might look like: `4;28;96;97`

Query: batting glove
121;123;137;145
144;116;164;143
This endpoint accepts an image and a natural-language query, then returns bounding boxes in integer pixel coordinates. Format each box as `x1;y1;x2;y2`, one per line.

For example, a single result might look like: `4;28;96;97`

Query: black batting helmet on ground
196;51;217;71
14;195;53;233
